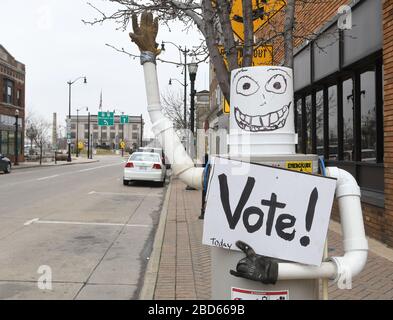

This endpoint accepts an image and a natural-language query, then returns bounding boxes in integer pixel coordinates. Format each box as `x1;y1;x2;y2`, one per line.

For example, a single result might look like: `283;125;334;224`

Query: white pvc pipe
277;167;368;284
142;61;203;189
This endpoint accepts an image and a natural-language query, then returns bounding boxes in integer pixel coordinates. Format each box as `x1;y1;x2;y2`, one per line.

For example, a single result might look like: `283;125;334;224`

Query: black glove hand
230;240;278;285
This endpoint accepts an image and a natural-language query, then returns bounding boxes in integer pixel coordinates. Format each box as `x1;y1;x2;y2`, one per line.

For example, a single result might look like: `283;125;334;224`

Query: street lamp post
14;109;19;166
87;108;91;159
184;62;199;192
188;62;199;135
140;114;143;147
67;76;87;162
161;41;190;129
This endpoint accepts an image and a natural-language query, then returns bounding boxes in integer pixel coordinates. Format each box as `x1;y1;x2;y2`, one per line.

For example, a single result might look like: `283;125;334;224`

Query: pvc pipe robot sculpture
129;11;368;287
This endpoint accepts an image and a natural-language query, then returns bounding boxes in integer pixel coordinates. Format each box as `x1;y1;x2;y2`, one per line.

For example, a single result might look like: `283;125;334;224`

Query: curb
139;179;172;300
12;160;99;170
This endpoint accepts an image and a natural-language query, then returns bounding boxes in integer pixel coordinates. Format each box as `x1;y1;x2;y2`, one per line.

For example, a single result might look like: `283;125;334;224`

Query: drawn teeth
263;115;270;126
251;116;260;126
235;104;290;132
270;113;279;124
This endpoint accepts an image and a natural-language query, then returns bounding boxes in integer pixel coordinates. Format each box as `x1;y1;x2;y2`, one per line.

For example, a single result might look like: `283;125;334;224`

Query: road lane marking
36;174;59;181
23;218;150;228
88;191;162;197
78;163;123;173
24;218;39;226
0;161;124;189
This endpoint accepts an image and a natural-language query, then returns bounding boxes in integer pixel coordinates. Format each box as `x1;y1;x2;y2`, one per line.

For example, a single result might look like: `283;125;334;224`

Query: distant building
194;90;210;164
68;114;144;151
0;45;25;162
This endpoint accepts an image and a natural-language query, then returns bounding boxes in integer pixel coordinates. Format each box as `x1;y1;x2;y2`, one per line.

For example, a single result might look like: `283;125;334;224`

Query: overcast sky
0;0;209;138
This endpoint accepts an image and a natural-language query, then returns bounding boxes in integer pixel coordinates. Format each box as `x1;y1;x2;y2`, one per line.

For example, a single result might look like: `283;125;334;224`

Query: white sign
202;157;337;266
231;287;289;300
67;139;71;144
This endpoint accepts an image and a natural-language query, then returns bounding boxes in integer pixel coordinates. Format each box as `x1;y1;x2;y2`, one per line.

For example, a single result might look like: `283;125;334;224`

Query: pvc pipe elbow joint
330;250;368;285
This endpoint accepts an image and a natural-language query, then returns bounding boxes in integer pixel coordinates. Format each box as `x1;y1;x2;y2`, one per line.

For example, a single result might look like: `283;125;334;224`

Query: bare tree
25;112;38;154
26;115;51;165
161;90;190;131
83;0;285;102
284;0;296;68
84;0;337;101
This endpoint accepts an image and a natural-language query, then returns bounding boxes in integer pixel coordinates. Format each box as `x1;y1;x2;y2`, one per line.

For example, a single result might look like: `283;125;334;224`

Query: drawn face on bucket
232;68;292;132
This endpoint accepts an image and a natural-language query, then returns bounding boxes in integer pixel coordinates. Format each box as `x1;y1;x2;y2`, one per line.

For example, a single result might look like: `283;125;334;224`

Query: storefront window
306;95;312;154
343;78;354;161
328;85;338;160
1;131;7;154
296;99;302;152
316;90;324;155
360;70;377;162
8;131;15;156
18;132;22;155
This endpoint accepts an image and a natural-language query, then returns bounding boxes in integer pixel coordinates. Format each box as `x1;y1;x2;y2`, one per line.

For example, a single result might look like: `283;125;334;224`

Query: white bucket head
229;66;297;157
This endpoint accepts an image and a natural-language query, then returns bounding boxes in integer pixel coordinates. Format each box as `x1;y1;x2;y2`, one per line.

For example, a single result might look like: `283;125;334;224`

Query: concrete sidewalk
141;178;393;300
12;157;99;170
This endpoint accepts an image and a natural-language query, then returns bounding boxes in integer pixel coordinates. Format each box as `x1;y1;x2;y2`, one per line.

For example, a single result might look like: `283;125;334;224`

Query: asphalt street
0;155;167;299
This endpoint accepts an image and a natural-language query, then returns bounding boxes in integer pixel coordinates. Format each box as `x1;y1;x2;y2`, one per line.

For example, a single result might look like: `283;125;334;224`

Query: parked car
137;147;171;169
0;154;11;174
123;152;166;186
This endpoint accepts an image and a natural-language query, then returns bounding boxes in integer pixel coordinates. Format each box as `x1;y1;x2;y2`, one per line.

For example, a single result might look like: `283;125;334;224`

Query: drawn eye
265;74;287;94
236;76;260;96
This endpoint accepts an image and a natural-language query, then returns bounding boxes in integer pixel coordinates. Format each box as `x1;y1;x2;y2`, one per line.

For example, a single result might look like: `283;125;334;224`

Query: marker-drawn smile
234;102;291;132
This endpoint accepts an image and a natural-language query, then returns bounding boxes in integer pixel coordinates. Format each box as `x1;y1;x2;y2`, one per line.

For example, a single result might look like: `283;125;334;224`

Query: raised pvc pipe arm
141;60;203;190
277;167;368;285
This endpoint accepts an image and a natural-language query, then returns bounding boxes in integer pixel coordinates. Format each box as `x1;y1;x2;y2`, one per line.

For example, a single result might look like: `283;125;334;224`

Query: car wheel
4;163;11;174
123;179;129;186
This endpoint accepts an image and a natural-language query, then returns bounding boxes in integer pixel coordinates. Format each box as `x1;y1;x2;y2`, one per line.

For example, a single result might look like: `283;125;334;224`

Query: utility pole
87;109;91;159
140;114;143;147
14;109;19;165
67;76;87;162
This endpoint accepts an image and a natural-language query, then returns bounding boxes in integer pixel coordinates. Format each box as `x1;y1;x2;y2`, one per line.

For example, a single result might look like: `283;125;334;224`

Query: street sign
218;45;273;69
120;141;126;149
202;156;337;266
78;141;84;150
120;115;129;124
230;0;286;41
67;139;71;144
98;111;114;126
223;99;230;114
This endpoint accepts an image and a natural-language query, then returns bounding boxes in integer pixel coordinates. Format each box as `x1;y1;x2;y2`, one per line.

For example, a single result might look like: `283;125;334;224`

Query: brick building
0;45;25;163
254;0;393;246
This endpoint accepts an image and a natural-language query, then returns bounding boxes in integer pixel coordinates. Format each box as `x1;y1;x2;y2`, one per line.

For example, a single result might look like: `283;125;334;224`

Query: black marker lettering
243;206;264;233
261;193;286;236
218;174;255;230
275;214;296;241
300;187;319;247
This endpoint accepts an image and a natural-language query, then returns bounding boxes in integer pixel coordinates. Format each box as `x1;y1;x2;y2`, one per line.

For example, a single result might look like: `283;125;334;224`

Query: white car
123;152;167;186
